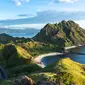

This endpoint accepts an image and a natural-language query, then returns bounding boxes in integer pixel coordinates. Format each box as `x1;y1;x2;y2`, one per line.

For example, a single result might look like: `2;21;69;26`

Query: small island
0;21;85;85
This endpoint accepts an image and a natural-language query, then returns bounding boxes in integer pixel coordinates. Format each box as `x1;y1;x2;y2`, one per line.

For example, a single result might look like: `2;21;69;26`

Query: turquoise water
41;46;85;66
70;46;85;64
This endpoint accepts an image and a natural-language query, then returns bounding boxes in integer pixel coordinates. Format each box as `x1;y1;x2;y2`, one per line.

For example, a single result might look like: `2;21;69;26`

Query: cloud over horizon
55;0;79;3
0;10;85;28
12;0;30;6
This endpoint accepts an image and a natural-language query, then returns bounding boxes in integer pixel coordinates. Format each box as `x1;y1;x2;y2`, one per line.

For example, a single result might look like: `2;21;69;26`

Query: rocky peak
33;20;85;46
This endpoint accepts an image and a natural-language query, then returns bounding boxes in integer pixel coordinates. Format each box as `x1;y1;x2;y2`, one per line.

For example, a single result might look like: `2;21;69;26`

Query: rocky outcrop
33;20;85;46
13;78;57;85
12;75;77;85
13;75;35;85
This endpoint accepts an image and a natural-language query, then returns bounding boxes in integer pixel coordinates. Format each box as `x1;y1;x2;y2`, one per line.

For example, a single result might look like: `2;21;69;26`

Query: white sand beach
34;45;82;68
34;52;63;68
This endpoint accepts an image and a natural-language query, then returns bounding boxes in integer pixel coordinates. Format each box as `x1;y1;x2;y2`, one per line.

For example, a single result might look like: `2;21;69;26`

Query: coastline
65;45;82;50
34;52;63;68
34;45;82;68
65;46;77;50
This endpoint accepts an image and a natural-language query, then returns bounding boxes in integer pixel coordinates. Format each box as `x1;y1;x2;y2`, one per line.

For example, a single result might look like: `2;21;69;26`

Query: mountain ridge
33;20;85;47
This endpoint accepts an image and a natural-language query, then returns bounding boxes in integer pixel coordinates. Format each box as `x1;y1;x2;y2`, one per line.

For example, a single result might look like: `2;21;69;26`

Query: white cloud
75;20;85;29
1;10;85;26
56;0;79;3
3;24;45;29
13;0;30;6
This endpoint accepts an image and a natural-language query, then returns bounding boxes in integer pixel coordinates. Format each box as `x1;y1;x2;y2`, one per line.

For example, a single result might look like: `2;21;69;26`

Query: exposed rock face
36;81;56;85
33;20;85;46
13;76;35;85
21;76;35;85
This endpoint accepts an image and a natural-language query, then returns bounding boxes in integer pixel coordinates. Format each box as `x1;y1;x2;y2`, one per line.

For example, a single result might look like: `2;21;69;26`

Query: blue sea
41;46;85;66
7;33;37;38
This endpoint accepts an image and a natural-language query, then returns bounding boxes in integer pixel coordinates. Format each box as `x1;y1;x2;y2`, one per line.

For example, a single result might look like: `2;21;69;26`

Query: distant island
0;28;40;38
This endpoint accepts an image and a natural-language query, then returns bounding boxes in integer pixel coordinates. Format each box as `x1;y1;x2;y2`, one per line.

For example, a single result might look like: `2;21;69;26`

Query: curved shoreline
34;45;82;68
34;52;63;68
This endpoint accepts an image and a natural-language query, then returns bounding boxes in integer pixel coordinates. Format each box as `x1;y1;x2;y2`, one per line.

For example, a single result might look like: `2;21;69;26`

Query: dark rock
36;80;56;85
13;75;35;85
21;76;35;85
13;79;21;85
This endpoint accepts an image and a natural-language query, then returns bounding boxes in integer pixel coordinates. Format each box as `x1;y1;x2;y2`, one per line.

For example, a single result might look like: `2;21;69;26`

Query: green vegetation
18;41;62;57
43;58;85;85
0;20;85;85
33;20;85;47
1;58;85;85
7;64;42;77
1;44;32;68
0;44;42;79
0;33;32;44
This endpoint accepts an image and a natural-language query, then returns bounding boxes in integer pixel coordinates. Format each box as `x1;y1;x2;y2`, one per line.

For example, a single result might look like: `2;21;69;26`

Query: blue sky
0;0;85;29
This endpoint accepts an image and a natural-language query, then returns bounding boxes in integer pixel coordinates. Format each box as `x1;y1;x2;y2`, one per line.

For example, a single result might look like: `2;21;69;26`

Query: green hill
0;44;42;77
33;20;85;47
2;44;32;67
18;41;60;56
0;33;14;44
0;33;32;44
42;58;85;85
1;21;85;85
1;58;85;85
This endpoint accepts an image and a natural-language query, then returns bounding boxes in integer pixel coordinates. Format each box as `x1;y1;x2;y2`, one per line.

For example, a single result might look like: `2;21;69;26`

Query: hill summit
33;20;85;46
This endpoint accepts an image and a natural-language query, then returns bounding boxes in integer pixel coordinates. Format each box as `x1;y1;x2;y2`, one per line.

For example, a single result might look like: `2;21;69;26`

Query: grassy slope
0;38;85;85
43;58;85;85
0;44;42;78
16;45;32;59
1;44;32;68
7;45;42;77
1;58;85;85
18;41;62;57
